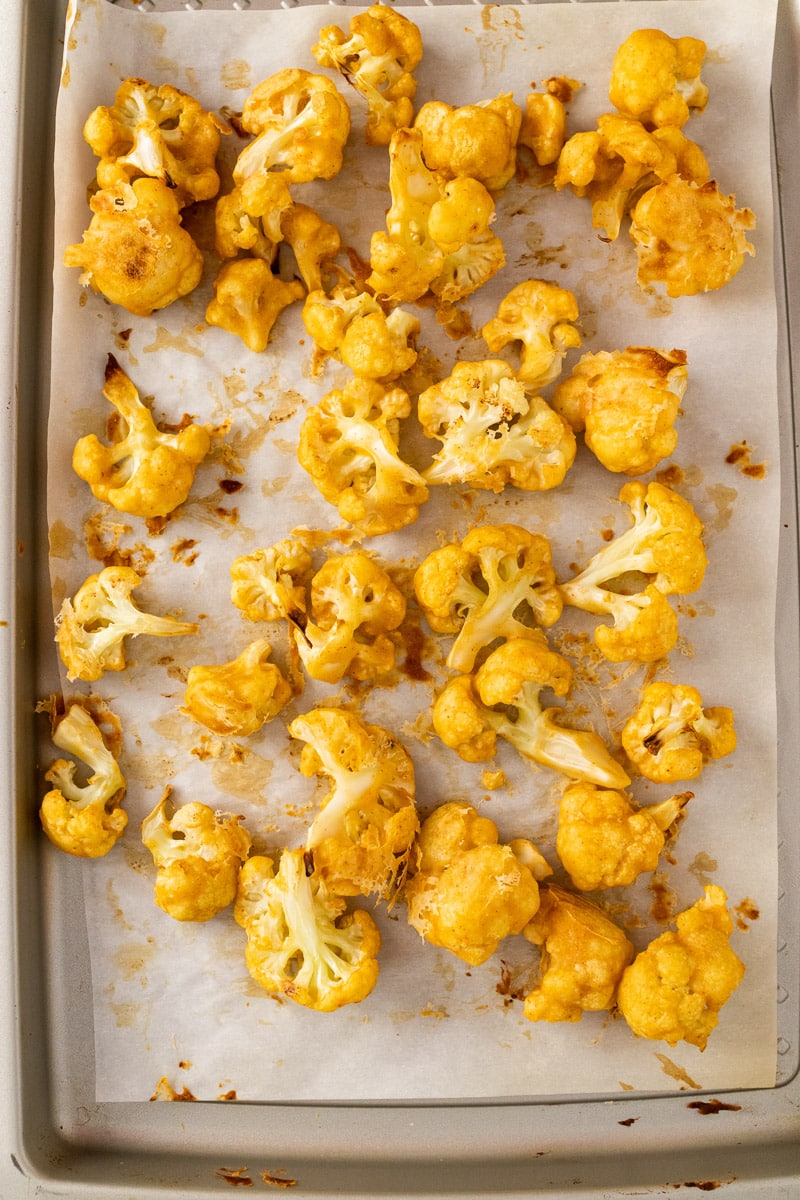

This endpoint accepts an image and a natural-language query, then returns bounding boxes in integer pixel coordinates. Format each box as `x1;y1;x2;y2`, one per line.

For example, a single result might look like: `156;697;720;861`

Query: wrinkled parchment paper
50;0;780;1101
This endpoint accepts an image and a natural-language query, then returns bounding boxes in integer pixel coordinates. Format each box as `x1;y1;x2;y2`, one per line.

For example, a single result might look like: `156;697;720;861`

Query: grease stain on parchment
221;59;252;92
466;6;526;82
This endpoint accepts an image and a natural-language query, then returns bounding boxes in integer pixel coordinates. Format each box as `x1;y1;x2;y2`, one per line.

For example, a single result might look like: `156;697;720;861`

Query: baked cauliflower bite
621;680;736;783
302;283;419;381
551;346;688;476
230;538;313;624
609;28;708;130
313;4;423;146
413;93;522;193
413;523;563;674
556;782;691;892
56;565;198;683
289;706;418;900
616;885;745;1049
214;172;292;262
142;790;252;922
64;178;203;317
183;637;292;737
404;801;550;966
297;375;428;536
559;480;707;663
518;78;578;167
206;258;305;353
481;280;581;389
417;360;576;493
39;702;127;858
235;848;381;1012
432;634;631;789
522;884;635;1023
280;202;343;293
72;355;212;519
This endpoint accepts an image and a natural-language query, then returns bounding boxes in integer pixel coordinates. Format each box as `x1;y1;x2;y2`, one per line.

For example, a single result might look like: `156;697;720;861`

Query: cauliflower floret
297;376;429;536
556;782;691;891
39;702;127;858
84;76;228;206
313;4;423;146
551;346;688;476
616;885;745;1049
518;79;579;166
522;884;635;1022
481;280;582;389
432;635;631;789
630;176;756;297
559;480;707;663
205;258;305;353
288;707;418;900
413;93;522;193
182;637;292;737
280;202;342;293
141;790;252;922
405;801;550;966
55;565;198;683
621;680;736;783
235;849;381;1012
609;28;708;129
302;284;420;381
429;227;507;307
417;360;576;493
72;355;212;519
214;173;293;261
230;538;313;624
63;178;203;317
413;523;563;673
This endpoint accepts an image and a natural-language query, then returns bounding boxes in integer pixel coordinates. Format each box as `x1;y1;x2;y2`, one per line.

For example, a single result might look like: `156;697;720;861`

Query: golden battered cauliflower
609;28;708;129
214;173;292;262
621;681;736;783
616;885;745;1049
302;283;419;381
280;202;342;293
230;538;313;624
518;79;577;166
481;279;581;389
413;93;522;193
205;258;305;353
182;638;292;737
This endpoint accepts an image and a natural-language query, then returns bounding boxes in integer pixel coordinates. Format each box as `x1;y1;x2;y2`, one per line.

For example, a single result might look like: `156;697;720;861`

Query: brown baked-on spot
219;478;244;495
543;75;578;103
726;440;767;479
215;1167;254;1187
687;1099;742;1116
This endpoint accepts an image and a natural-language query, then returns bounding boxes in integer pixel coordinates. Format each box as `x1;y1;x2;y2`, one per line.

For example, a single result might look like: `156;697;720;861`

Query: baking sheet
49;0;780;1103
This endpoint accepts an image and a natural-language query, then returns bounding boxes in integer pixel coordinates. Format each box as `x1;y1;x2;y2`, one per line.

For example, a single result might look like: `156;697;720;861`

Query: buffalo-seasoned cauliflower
302;283;419;381
616;885;745;1049
413;523;563;673
551;346;688;476
518;79;577;166
559;480;707;663
313;4;423;146
297;375;428;536
556;782;691;891
56;565;198;683
235;849;381;1012
84;76;227;206
522;884;635;1022
72;355;212;519
609;28;708;129
141;790;252;922
39;702;127;858
289;707;418;900
214;173;293;262
182;638;292;737
230;538;313;624
405;801;550;966
417;360;576;493
481;280;581;389
432;635;631;788
621;680;736;783
64;178;203;317
630;176;756;297
413;93;522;193
280;202;342;293
206;258;305;352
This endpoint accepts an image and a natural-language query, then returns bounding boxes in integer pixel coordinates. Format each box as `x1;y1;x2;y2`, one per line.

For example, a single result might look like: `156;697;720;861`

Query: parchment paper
50;0;780;1101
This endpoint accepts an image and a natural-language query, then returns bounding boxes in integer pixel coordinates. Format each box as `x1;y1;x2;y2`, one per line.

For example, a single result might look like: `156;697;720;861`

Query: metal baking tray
1;0;798;1195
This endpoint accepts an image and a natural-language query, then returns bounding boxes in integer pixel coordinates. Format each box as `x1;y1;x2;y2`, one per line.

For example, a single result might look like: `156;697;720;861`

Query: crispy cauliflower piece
63;178;203;317
522;884;635;1022
235;849;381;1011
432;635;631;789
289;707;418;900
280;202;342;293
405;801;550;966
609;28;708;129
182;637;292;737
413;93;523;193
39;702;127;858
302;284;419;381
481;280;582;389
518;80;577;166
630;176;756;297
413;523;563;673
556;782;691;891
55;565;198;683
230;538;313;624
297;375;428;536
141;790;252;922
621;680;736;783
313;4;423;146
551;346;688;476
84;76;227;205
616;885;745;1049
206;258;305;353
72;355;212;519
559;480;707;663
214;173;292;261
417;360;576;493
